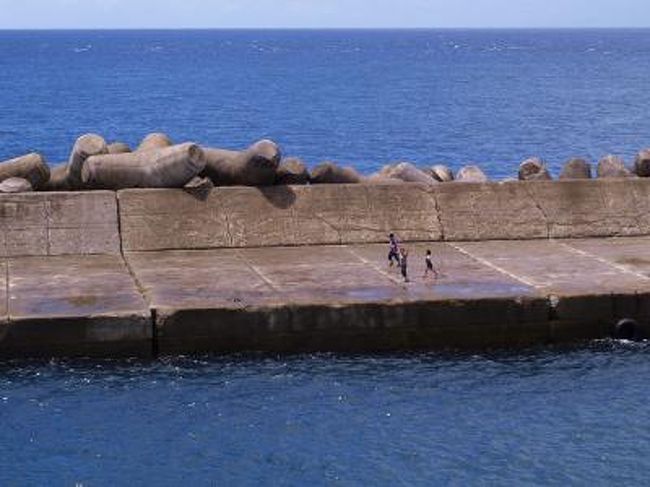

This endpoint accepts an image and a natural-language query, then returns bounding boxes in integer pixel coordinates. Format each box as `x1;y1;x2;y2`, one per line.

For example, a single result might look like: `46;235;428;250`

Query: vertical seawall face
526;179;650;238
435;182;549;240
437;179;650;241
0;191;120;257
118;179;650;250
3;179;649;256
117;184;444;251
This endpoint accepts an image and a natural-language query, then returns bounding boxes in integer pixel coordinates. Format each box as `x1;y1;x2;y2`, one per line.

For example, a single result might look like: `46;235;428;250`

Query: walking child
400;247;409;283
424;249;439;279
388;233;400;267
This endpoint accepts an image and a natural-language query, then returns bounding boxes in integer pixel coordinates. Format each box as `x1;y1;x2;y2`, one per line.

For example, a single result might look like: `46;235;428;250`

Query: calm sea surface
2;30;650;484
1;343;649;485
1;29;650;178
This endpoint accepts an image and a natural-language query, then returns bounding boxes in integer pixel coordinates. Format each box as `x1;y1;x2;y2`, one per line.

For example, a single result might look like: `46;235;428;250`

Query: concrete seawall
119;179;650;251
3;179;650;357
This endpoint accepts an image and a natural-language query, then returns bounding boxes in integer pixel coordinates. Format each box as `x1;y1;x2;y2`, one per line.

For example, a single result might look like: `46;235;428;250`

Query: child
400;248;409;283
388;233;400;267
424;249;439;279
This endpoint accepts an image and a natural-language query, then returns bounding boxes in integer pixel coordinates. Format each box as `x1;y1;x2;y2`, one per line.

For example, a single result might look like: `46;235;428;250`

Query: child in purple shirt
388;233;400;267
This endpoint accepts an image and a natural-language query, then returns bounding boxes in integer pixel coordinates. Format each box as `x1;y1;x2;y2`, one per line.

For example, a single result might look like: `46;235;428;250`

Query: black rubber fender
614;319;640;341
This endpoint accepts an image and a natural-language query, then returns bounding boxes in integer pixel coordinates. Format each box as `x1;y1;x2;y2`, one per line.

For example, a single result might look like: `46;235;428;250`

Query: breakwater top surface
2;29;650;178
1;343;649;485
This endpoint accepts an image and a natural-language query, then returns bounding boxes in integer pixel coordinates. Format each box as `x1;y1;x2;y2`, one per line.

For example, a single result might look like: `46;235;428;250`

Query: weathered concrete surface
560;237;650;329
1;255;150;357
455;239;650;340
435;179;650;241
0;261;7;332
0;191;120;257
121;238;650;354
0;180;636;257
3;236;650;357
526;180;650;239
566;237;650;276
4;182;650;357
436;182;548;241
118;185;443;251
455;239;648;295
125;244;549;354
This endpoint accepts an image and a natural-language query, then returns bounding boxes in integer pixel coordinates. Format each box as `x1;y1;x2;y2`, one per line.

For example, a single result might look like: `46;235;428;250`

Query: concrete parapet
0;191;120;257
119;179;650;250
3;179;650;255
529;179;650;238
437;179;650;241
436;181;548;241
118;184;443;252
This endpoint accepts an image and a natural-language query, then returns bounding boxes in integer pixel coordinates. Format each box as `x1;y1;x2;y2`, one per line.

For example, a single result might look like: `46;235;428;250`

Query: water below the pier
1;341;649;485
2;29;650;178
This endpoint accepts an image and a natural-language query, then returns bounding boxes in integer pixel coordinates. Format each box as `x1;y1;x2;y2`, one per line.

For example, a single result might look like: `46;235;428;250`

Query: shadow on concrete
257;185;297;209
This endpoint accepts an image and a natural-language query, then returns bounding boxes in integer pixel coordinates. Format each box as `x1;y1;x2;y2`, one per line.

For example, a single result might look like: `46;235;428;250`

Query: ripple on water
0;341;649;484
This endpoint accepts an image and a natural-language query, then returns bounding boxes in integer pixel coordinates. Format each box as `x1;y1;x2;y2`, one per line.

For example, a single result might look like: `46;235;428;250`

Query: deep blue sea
3;30;650;485
1;29;650;178
1;343;650;485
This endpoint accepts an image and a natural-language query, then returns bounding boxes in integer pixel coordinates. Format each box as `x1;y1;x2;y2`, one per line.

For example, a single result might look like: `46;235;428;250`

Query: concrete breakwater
2;179;650;357
2;133;650;194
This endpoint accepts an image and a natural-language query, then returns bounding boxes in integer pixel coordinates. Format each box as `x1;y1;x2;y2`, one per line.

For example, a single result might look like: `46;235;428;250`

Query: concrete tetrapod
0;153;50;189
0;177;33;193
362;175;405;185
598;155;632;178
107;142;132;154
43;164;70;191
202;139;281;187
82;143;206;189
310;161;362;184
276;157;310;185
378;162;437;184
634;149;650;177
67;134;109;189
137;133;173;152
456;165;488;182
519;157;552;181
560;158;592;179
429;164;454;182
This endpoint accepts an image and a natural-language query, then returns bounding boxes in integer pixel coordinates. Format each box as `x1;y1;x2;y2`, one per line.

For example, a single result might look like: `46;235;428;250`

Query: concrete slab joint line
45;198;51;256
118;197;138;283
4;258;8;321
223;212;235;247
236;250;280;291
115;190;125;255
121;255;150;303
344;245;403;285
557;241;650;282
430;189;446;241
524;184;551;239
313;213;343;244
448;243;539;289
1;214;5;256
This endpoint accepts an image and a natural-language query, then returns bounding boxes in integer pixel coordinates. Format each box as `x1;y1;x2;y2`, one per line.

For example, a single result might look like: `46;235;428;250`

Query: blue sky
0;0;649;29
